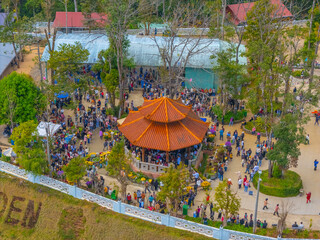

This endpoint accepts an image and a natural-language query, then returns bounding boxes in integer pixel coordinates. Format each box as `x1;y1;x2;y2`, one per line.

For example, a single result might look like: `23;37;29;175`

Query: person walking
263;198;269;210
306;134;310;144
306;192;311;203
229;117;234;126
273;204;279;217
219;128;224;141
314;159;319;171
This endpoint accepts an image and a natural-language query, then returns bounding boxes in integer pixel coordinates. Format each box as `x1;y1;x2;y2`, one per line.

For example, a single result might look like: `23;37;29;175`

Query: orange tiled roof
119;98;209;151
138;97;192;123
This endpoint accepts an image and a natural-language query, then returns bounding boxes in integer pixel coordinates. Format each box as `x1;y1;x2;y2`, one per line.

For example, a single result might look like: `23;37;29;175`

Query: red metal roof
227;0;292;25
52;12;107;28
119;98;209;151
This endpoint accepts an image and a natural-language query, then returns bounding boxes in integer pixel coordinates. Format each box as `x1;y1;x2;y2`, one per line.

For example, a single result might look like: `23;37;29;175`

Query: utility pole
253;170;262;233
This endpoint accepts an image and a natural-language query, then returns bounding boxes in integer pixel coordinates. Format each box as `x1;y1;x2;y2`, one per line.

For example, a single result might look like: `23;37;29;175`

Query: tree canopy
0;72;46;126
11;120;48;175
213;180;241;226
62;156;87;185
105;139;131;201
158;164;190;216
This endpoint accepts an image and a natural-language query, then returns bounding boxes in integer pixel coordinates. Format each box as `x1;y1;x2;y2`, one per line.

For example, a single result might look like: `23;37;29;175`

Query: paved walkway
189;116;320;228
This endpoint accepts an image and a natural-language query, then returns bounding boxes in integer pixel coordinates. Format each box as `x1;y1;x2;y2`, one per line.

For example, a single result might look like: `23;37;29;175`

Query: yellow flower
149;179;152;183
201;181;210;188
128;173;133;177
141;177;146;181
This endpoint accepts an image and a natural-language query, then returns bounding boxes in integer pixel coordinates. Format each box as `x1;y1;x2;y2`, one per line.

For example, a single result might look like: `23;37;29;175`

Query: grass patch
0;172;211;240
252;170;302;197
58;207;85;239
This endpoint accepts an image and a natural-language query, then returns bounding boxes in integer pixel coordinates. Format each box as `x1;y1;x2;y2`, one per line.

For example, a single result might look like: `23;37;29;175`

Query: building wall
185;68;218;90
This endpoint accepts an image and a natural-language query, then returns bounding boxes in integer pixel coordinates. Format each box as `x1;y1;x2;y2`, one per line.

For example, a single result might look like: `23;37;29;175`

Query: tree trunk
268;159;273;178
309;26;320;85
308;0;316;50
162;0;165;19
74;0;78;12
221;0;227;40
37;41;43;85
11;42;20;68
120;182;127;202
65;1;68;34
72;94;78;127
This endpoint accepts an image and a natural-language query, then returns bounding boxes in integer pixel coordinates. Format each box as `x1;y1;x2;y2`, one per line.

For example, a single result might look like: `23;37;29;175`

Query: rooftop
118;97;209;151
41;33;247;68
0;43;18;78
227;0;292;25
52;12;107;28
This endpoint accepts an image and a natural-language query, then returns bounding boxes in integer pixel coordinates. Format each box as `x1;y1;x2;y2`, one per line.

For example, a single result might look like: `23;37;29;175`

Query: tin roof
52;12;107;28
41;33;247;68
227;0;293;25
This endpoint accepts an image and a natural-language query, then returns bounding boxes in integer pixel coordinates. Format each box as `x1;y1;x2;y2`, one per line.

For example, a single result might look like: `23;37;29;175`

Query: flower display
201;181;211;190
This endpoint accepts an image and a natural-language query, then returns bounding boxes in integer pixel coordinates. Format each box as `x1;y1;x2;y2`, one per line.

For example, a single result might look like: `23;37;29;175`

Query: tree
277;201;295;237
48;42;90;126
41;0;58;84
93;48;119;109
267;114;305;177
151;1;213;98
101;0;138;115
63;157;86;185
157;164;190;216
11;120;48;175
81;0;103;32
0;72;46;128
212;45;247;113
137;0;158;35
213;181;240;226
105;140;131;201
0;12;34;67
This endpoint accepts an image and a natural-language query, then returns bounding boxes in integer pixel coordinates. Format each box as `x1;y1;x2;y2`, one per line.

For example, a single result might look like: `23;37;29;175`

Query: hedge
252;170;302;197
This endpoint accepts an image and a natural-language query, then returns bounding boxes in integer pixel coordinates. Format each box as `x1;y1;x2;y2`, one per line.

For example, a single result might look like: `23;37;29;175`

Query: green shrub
252;170;302;197
272;164;282;178
212;105;247;123
198;154;208;175
292;70;302;78
244;117;270;133
292;70;309;78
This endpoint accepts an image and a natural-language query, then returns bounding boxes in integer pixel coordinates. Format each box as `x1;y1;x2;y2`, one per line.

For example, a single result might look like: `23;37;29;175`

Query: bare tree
42;0;58;84
277;201;295;237
150;2;214;98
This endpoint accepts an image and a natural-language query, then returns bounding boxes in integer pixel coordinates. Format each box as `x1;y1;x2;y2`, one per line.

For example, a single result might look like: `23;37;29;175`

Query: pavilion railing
125;147;171;174
0;160;289;240
188;144;203;168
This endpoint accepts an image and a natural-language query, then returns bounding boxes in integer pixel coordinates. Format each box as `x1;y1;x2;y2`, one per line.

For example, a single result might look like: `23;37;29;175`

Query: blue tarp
65;135;74;144
55;91;69;99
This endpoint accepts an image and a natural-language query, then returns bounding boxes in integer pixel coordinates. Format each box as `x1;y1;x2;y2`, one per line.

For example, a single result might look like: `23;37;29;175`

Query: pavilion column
142;148;145;162
166;151;169;163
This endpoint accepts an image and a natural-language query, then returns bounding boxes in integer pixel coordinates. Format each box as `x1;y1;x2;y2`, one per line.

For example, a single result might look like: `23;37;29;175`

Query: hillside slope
0;173;210;240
